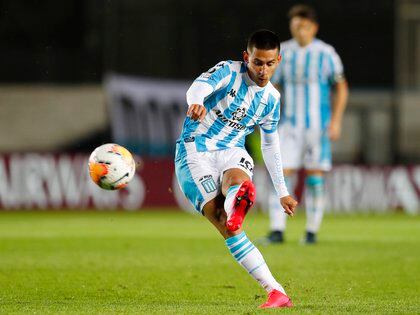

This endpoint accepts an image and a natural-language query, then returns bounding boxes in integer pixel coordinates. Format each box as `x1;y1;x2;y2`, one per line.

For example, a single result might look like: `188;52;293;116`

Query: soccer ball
88;143;136;190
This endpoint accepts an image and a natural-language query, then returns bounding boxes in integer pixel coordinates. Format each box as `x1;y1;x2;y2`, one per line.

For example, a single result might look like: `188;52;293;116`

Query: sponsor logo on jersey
231;107;246;121
213;109;246;131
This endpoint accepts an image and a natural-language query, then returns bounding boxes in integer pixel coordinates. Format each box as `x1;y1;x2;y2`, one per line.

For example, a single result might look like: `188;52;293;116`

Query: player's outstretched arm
186;104;207;122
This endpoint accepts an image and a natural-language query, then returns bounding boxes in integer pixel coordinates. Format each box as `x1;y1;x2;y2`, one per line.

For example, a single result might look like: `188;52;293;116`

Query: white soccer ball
88;143;136;190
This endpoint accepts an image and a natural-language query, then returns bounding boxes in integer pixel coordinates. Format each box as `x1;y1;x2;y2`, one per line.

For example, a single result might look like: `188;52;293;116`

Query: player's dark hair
288;4;318;23
247;29;280;52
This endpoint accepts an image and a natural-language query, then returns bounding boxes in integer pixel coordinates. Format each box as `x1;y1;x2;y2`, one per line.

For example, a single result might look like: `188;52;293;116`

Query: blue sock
224;184;240;217
305;175;325;233
225;231;285;293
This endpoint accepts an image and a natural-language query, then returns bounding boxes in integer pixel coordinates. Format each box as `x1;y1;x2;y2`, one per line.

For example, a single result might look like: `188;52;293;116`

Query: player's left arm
328;49;349;141
259;99;297;216
260;129;298;216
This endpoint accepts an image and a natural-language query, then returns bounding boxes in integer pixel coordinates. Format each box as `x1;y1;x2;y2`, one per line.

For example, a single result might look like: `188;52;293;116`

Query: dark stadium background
0;0;394;87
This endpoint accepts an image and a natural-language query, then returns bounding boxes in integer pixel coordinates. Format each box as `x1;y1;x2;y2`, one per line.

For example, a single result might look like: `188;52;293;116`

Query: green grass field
0;210;419;314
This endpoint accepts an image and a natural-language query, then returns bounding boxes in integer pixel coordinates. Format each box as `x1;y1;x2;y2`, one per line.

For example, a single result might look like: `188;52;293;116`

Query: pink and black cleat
259;289;293;309
226;180;256;232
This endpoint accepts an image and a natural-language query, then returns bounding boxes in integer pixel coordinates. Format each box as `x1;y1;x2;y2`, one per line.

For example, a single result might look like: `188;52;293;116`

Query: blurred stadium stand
0;85;107;152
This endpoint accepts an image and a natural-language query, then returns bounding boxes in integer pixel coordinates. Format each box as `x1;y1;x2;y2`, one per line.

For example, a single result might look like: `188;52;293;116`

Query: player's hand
328;119;342;141
187;104;206;122
280;195;298;217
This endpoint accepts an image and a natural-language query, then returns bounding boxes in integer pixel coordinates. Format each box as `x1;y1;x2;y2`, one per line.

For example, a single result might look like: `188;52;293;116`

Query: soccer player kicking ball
175;29;297;309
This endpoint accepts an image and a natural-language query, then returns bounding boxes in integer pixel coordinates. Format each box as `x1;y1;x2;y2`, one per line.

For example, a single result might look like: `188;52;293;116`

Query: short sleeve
326;48;345;84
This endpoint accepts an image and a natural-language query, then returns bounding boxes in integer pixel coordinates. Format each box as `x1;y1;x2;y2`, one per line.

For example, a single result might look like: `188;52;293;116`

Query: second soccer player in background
264;4;349;244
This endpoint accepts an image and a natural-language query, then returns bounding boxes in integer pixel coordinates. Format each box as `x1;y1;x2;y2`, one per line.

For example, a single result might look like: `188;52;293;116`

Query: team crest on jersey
231;107;246;122
199;175;217;193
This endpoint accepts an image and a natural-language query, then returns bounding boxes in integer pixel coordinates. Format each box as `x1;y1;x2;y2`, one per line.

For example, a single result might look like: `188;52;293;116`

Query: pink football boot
226;180;256;232
259;289;293;309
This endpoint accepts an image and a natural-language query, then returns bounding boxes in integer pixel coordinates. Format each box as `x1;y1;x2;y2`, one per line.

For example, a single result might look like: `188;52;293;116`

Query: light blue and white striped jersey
271;38;344;130
178;60;281;153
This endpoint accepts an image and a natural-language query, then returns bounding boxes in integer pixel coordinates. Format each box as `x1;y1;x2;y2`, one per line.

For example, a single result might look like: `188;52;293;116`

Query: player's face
290;17;318;46
243;47;281;87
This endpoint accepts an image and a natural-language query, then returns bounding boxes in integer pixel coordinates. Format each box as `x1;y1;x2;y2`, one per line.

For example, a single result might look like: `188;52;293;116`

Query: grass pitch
0;210;419;314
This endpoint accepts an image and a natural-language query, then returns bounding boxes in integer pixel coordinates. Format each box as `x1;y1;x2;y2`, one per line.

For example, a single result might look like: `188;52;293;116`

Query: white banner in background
325;165;419;214
104;74;190;154
253;165;419;214
0;154;418;213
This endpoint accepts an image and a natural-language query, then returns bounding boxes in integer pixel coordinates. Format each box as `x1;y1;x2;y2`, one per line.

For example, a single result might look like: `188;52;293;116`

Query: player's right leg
202;197;293;309
218;147;257;232
220;163;292;308
175;145;292;308
222;169;256;232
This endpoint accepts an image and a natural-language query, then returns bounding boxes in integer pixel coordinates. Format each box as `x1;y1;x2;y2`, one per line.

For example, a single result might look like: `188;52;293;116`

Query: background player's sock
226;231;286;293
224;184;239;217
268;175;296;232
305;175;325;234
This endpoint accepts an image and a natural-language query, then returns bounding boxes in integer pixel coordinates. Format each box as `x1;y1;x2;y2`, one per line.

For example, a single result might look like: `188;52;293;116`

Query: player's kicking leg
202;168;293;308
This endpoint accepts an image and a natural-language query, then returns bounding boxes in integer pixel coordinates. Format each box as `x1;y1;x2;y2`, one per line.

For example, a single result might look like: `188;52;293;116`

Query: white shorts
175;141;254;213
279;126;332;171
